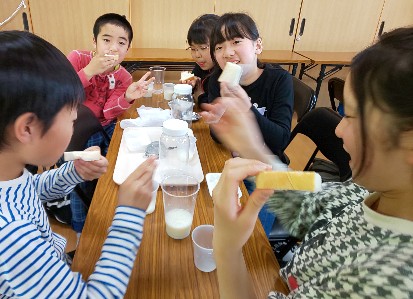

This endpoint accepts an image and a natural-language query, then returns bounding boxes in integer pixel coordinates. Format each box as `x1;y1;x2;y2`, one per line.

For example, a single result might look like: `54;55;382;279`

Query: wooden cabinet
3;0;410;53
0;0;31;31
293;0;384;52
215;0;302;50
130;0;214;48
376;0;413;37
29;0;129;55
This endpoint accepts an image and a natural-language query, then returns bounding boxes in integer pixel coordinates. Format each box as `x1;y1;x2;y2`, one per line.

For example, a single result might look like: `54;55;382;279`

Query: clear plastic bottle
170;84;193;126
159;119;190;174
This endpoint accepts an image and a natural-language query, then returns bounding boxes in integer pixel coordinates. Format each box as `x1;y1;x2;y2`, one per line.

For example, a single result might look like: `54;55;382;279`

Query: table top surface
71;96;288;298
294;51;357;64
125;48;309;64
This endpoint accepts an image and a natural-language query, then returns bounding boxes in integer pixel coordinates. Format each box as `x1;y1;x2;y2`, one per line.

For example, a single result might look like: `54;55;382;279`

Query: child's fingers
138;71;153;83
124;157;157;184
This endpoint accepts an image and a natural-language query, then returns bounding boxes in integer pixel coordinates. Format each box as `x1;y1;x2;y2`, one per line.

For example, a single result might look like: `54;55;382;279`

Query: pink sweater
67;50;133;126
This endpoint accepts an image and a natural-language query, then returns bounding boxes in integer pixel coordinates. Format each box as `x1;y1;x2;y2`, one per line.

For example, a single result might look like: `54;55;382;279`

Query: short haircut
187;14;219;46
93;13;133;46
0;31;84;150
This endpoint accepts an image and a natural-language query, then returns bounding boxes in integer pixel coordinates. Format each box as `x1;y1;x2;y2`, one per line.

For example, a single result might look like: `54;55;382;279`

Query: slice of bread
64;150;100;162
255;171;322;192
218;62;242;86
104;53;119;60
180;71;195;81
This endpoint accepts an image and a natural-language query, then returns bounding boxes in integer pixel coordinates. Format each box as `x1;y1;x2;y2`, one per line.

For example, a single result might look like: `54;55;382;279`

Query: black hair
187;14;219;46
93;13;133;46
0;31;84;150
209;13;263;68
350;26;413;175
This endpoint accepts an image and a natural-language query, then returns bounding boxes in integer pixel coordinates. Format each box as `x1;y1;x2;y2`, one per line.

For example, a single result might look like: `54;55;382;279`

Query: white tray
113;127;204;185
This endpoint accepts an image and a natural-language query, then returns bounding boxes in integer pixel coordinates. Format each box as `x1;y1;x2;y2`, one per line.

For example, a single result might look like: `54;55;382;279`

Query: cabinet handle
378;21;385;36
289;18;295;36
22;12;29;31
299;18;306;36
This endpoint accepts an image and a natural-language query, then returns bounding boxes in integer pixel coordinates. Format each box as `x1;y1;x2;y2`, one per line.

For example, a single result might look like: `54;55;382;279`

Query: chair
269;107;351;264
328;77;345;112
292;76;317;122
270;78;316;263
282;77;317;164
67;104;110;207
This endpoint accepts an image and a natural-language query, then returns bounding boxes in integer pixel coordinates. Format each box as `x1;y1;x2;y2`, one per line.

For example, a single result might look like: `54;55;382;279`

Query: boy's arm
33;162;84;201
67;50;93;88
101;69;134;122
0;206;146;298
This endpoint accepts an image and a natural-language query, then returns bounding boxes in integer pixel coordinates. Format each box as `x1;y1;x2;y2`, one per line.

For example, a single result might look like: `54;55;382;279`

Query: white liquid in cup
164;90;174;101
165;208;193;239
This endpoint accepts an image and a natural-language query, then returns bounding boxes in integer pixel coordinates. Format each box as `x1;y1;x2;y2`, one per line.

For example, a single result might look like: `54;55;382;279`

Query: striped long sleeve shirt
0;163;145;298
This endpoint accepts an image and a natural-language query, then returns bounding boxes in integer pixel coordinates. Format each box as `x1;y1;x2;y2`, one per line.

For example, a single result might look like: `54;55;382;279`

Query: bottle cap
173;84;192;94
162;119;189;136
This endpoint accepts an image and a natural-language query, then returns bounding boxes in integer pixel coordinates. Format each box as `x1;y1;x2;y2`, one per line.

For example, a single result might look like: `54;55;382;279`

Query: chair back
66;104;109;152
292;77;317;123
327;77;345;111
65;104;109;208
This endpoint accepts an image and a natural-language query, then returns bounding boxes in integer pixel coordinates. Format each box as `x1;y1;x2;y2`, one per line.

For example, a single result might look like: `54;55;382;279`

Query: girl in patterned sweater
201;27;413;298
0;31;156;298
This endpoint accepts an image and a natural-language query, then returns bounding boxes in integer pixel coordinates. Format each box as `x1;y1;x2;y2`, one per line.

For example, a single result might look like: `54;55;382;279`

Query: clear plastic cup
161;174;199;239
149;66;166;94
146;181;159;214
191;225;216;272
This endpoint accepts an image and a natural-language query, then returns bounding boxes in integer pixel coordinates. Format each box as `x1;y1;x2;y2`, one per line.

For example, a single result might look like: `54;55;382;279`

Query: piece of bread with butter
218;62;242;86
180;71;195;81
256;171;322;192
104;53;119;60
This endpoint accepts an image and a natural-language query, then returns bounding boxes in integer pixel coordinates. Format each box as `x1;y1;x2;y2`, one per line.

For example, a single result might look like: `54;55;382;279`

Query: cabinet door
131;1;214;48
0;0;31;31
215;0;302;50
29;0;129;55
377;0;413;37
294;0;384;52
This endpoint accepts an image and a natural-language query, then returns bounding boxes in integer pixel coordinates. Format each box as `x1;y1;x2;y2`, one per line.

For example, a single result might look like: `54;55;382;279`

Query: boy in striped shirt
0;31;156;298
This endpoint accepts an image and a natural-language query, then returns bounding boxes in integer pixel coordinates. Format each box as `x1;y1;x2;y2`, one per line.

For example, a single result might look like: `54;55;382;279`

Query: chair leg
304;148;319;171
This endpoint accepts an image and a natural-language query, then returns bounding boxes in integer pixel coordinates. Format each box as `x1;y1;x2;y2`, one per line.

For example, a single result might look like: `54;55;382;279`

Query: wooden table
122;48;310;76
295;51;357;96
259;50;310;76
71;96;288;298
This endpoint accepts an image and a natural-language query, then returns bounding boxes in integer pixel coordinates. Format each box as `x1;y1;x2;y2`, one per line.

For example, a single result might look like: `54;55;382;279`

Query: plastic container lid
173;84;192;95
162;119;189;136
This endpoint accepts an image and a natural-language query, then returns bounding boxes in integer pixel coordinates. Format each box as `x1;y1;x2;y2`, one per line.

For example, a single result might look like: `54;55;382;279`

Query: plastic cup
146;181;159;214
191;225;216;272
149;66;166;94
161;174;199;239
163;83;175;101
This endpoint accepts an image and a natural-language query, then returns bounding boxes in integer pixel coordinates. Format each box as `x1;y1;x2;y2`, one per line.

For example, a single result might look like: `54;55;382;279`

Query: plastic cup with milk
161;174;200;239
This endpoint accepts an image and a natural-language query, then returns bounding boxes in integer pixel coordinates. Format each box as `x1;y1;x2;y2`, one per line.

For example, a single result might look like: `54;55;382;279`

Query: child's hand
125;71;154;101
180;76;200;89
213;158;272;254
73;146;108;181
118;156;157;210
220;82;252;112
83;51;117;79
